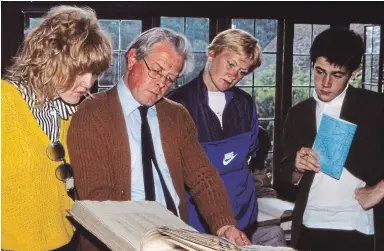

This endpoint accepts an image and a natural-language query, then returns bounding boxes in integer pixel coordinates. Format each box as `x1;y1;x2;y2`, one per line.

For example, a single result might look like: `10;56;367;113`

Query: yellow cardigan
1;80;74;251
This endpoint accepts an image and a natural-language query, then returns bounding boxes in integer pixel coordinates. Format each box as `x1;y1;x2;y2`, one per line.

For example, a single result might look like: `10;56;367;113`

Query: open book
257;198;294;226
70;200;295;251
312;114;357;179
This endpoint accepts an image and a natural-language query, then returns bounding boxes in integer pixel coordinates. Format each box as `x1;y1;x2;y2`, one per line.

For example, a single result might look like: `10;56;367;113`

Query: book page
155;227;296;251
257;198;294;223
70;200;195;251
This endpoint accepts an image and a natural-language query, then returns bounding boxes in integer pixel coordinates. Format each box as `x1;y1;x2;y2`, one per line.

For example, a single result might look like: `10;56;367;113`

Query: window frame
14;2;384;202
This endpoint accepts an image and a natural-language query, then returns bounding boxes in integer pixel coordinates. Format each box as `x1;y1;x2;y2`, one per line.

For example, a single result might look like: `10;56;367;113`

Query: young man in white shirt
281;28;384;251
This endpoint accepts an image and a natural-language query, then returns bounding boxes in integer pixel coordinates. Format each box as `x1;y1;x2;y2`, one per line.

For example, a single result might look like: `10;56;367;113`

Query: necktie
139;106;178;216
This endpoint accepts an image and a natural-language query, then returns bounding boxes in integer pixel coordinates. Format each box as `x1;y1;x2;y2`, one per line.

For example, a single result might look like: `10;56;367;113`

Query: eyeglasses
142;58;178;87
46;141;74;182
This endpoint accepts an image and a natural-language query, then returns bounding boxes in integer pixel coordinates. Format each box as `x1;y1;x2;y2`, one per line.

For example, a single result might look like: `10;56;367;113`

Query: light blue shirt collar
117;78;157;118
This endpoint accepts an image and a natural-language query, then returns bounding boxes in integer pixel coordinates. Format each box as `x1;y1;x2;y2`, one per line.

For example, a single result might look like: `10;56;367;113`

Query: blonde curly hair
5;5;112;107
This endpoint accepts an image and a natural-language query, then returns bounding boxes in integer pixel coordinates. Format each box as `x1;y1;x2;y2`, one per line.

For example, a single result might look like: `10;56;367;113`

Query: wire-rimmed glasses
142;58;179;87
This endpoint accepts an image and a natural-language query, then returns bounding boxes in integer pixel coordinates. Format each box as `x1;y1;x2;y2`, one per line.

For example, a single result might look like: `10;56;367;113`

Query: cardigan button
121;190;125;195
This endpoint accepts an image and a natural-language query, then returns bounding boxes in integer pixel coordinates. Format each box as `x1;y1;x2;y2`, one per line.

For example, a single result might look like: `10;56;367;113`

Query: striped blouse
9;80;77;142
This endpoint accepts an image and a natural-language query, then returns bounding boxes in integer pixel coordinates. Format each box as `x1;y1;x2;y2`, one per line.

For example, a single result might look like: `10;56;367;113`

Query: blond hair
207;29;262;72
5;5;112;106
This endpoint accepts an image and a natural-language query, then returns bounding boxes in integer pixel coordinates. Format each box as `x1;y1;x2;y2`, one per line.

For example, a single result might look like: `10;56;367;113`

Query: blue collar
117;78;157;118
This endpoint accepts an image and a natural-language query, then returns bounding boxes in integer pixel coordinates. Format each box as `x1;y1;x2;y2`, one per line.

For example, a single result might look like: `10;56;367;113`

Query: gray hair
125;27;194;76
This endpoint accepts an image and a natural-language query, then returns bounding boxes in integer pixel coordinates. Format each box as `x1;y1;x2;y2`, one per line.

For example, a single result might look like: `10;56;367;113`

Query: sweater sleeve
178;108;237;233
67;101;116;201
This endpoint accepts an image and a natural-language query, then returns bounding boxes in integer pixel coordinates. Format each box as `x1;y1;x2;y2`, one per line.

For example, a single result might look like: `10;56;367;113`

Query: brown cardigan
67;86;236;250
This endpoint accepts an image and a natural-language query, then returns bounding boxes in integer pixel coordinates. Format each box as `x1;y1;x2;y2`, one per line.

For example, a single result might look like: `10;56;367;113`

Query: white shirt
303;85;374;235
208;91;226;127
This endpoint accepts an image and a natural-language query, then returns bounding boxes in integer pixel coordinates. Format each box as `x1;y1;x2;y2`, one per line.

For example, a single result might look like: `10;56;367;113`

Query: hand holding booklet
312;114;357;180
70;200;295;251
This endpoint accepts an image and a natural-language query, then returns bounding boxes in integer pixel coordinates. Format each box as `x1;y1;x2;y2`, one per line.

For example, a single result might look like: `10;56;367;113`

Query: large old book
70;200;295;251
257;198;294;226
312;114;357;179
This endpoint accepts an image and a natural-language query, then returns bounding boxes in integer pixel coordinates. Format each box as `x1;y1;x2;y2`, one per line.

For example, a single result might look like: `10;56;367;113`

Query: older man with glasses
67;27;250;251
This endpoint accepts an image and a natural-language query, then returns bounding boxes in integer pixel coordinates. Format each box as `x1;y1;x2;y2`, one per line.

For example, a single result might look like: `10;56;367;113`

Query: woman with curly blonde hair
2;5;112;251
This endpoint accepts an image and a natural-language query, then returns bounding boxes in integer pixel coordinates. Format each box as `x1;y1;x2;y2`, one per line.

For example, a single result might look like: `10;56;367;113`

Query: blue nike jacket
168;71;259;233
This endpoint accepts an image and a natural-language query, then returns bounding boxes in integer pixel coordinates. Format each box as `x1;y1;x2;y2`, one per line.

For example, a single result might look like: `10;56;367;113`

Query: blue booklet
312;114;357;180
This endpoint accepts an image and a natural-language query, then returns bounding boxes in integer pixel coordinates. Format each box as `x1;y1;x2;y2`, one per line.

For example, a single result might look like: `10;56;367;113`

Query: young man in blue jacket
168;29;285;246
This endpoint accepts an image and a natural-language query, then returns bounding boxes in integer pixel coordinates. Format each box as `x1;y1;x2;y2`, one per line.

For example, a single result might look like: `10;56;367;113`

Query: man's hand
216;225;251;246
295;147;320;173
355;180;384;210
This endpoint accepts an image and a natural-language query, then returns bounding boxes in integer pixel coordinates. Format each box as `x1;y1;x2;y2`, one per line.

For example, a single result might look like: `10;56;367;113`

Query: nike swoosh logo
223;153;238;166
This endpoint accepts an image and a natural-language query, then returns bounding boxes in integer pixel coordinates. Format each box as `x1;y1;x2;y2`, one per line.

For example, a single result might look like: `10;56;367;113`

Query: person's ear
127;49;137;71
207;49;215;62
350;69;360;81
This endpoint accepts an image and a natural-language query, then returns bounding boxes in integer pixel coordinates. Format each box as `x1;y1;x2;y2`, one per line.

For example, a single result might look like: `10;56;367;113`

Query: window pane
237;73;253;87
161;17;185;33
29;18;42;29
292;87;310;105
119;52;126;79
232;19;254;35
233;19;278;53
99;20;119;50
365;55;372;83
293;24;312;54
373;26;381;54
99;52;119;87
292;56;311;86
255;87;275;119
185;18;209;52
360;24;381;92
310;87;315;97
97;19;142;91
25;18;43;34
372;55;380;82
120;20;142;51
231;19;278;89
266;152;274;176
254;54;277;86
312;25;330;42
310;67;315;86
371;85;379;92
183;52;207;85
366;26;373;54
161;17;209;85
255;19;277;53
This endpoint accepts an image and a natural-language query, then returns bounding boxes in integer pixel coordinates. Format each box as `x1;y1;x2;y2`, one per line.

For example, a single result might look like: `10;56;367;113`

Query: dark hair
310;28;364;73
250;126;271;170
